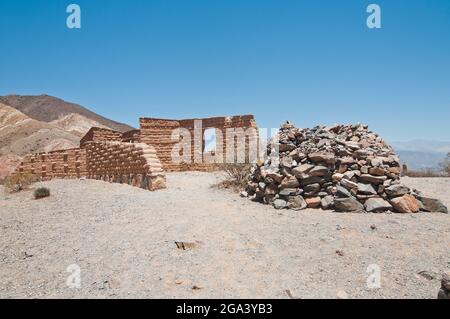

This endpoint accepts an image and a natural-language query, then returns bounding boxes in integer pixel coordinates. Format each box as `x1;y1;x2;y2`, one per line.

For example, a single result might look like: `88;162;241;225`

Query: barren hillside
50;113;109;137
0;103;79;156
0;94;133;133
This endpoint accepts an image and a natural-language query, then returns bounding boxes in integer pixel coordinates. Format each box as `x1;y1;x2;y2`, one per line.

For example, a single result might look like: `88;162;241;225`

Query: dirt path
0;173;449;298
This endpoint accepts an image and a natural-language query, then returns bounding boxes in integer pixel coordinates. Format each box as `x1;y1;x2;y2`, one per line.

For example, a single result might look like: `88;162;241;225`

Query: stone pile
245;122;448;214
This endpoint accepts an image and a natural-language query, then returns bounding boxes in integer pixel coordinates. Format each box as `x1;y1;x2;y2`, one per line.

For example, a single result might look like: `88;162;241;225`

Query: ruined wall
16;148;87;180
180;115;259;167
139;118;183;171
12;114;258;188
122;129;140;143
139;115;258;172
13;141;166;191
80;127;123;147
85;141;166;191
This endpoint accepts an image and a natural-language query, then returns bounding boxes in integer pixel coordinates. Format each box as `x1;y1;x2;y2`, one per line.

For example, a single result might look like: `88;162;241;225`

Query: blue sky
0;0;449;142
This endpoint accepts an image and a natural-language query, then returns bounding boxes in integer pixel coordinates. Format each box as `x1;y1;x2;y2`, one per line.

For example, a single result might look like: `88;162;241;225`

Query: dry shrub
3;173;38;193
441;153;450;177
443;163;450;177
215;163;251;192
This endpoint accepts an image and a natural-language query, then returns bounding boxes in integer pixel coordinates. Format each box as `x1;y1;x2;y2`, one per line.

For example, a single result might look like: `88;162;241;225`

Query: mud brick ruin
139;115;258;171
13;114;258;191
17;148;87;180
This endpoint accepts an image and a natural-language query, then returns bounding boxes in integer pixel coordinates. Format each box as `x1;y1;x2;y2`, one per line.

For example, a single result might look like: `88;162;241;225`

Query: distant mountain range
0;95;133;133
391;140;449;171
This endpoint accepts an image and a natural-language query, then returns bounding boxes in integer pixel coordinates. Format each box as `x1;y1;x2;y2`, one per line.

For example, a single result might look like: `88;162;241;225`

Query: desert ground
0;172;449;299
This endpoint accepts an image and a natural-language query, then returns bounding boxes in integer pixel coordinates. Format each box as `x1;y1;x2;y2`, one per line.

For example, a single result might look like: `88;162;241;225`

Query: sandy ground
0;172;449;299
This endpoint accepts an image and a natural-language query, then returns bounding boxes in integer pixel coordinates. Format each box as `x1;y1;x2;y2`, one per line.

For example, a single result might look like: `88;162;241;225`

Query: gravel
0;173;449;299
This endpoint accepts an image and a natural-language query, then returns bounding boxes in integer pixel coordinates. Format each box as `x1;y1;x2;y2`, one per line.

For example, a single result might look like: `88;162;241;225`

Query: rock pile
245;122;448;214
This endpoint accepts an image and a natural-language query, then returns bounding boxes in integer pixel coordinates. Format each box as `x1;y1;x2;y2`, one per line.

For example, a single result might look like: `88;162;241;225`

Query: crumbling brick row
80;127;123;147
84;141;166;191
15;148;87;180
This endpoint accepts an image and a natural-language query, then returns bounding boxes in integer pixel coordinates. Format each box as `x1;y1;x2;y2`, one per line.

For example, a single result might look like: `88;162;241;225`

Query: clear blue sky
1;0;449;142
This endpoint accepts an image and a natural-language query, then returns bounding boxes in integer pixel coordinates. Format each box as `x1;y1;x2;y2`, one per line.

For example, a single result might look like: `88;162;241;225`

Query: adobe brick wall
80;127;123;147
139;118;182;171
139;115;258;171
84;141;166;191
121;129;141;143
12;114;258;189
15;148;87;180
13;142;166;191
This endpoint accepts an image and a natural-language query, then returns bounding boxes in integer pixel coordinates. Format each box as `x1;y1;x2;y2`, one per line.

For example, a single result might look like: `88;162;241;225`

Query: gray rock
308;165;329;177
266;172;284;183
364;198;393;212
304;183;320;193
280;156;293;168
279;188;300;196
291;165;313;179
345;141;360;150
299;176;327;186
357;183;377;195
279;143;296;152
340;179;358;191
336;185;351;198
308;152;336;164
280;176;300;189
287;195;307;211
417;196;448;214
343;171;355;180
264;184;277;195
273;199;288;209
385;184;410;197
357;194;379;200
358;174;387;185
321;195;334;209
332;173;344;182
370;157;384;167
334;197;364;212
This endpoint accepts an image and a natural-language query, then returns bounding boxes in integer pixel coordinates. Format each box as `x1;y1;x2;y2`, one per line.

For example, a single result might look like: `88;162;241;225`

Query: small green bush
34;187;50;200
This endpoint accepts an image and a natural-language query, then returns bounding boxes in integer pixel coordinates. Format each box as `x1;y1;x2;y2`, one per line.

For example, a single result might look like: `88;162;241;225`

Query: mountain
391;140;450;154
0;154;21;180
0;103;79;156
395;150;446;171
50;113;109;137
0;94;133;133
391;140;449;171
